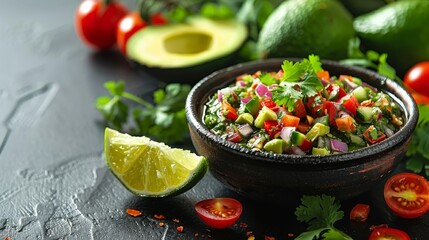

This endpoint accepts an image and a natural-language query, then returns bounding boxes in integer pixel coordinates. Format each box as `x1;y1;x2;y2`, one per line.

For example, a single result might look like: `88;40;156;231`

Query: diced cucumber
264;139;285;154
245;97;261;116
254;106;277;128
351;86;368;102
356;106;373;122
350;134;365;146
313;116;329;126
291;131;307;146
235;113;254;125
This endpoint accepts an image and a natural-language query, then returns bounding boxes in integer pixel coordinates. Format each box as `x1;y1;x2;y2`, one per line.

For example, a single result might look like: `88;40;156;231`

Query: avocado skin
128;52;240;85
339;0;386;16
354;0;429;76
258;0;355;60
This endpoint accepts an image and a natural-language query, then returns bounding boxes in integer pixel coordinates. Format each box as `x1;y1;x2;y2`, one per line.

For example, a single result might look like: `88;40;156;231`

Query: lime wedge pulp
104;128;208;197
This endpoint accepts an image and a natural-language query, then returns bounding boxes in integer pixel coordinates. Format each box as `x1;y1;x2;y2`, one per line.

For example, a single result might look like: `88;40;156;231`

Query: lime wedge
104;128;208;197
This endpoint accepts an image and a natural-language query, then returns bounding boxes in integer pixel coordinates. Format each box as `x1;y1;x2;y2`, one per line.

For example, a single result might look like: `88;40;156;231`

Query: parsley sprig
295;195;352;240
271;55;324;111
96;81;190;144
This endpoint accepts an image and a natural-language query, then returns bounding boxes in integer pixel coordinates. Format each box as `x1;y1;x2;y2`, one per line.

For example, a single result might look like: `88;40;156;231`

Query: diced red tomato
306;96;325;117
326;84;347;101
323;101;337;126
281;114;300;128
222;101;238;121
261;98;279;111
293;99;307;118
264;120;281;138
335;115;356;133
225;126;242;143
299;138;312;152
342;95;359;116
350;203;370;222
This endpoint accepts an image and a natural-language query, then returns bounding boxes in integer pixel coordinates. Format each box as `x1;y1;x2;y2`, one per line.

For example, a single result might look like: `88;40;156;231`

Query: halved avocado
126;17;248;84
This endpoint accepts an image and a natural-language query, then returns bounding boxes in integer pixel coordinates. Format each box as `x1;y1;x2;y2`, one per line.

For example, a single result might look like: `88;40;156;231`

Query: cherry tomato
194;198;243;229
116;11;147;55
404;84;429;105
384;172;429;219
403;61;429;97
75;0;128;50
350;203;370;222
368;227;411;240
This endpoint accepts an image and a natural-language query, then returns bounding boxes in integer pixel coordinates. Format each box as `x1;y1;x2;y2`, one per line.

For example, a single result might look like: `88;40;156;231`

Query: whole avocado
354;0;429;76
257;0;355;60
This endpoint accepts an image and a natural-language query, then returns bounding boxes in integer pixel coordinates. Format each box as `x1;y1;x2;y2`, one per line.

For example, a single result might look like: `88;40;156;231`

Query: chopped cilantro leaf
295;195;352;240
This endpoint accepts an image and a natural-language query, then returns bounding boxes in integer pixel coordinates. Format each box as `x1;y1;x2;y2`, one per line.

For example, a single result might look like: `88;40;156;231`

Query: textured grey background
0;0;428;239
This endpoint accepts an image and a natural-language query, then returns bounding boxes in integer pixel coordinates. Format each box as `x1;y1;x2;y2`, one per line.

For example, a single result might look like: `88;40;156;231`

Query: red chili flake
265;236;275;240
172;218;180;223
239;222;248;228
176;226;184;233
287;233;294;237
159;222;165;227
207;235;212;238
369;224;389;231
154;214;166;220
194;233;199;237
126;208;142;217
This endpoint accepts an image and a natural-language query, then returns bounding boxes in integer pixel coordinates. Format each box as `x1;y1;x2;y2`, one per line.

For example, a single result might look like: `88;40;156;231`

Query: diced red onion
255;83;272;98
289;146;306;155
268;84;278;90
280;127;295;144
338;111;350;118
238;124;253;137
330;139;348;153
236;80;246;87
217;90;223;102
241;97;251;104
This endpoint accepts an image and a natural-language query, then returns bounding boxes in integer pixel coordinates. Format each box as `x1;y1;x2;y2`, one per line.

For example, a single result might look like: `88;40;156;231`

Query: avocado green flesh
126;17;248;69
258;0;355;60
164;33;212;54
354;1;429;75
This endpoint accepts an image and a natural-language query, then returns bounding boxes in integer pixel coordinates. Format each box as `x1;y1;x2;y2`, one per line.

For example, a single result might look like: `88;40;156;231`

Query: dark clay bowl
185;58;418;202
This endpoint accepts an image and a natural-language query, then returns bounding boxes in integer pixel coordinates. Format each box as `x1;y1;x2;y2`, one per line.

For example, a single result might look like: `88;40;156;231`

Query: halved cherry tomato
350;203;370;222
368;227;411;240
75;0;128;50
403;61;429;97
116;11;147;55
384;172;429;219
404;84;429;105
194;198;243;229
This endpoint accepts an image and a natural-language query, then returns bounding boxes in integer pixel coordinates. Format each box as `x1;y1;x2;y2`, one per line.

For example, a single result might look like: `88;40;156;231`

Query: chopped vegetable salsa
203;55;404;155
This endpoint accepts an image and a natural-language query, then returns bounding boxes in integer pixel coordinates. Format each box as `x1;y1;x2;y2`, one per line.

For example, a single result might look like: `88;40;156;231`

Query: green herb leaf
95;80;191;144
259;73;277;86
295;195;352;240
200;2;234;19
406;104;429;174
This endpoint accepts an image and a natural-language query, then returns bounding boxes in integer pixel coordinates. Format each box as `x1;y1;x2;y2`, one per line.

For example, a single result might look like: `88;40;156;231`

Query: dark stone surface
0;0;428;239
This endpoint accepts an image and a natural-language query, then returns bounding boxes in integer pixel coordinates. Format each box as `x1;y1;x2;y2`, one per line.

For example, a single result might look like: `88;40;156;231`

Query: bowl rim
185;58;419;165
